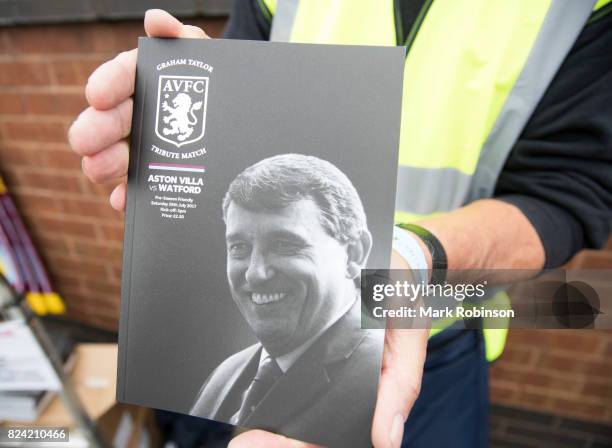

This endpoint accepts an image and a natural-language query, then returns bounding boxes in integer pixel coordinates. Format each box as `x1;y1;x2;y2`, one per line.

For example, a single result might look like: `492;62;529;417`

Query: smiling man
189;153;383;447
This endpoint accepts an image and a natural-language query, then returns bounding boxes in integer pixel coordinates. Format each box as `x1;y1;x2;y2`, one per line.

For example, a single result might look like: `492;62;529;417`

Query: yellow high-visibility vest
257;0;609;361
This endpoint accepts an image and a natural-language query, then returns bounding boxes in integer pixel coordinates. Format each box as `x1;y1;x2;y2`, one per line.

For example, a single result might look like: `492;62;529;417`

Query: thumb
144;9;209;39
228;429;320;448
371;328;428;448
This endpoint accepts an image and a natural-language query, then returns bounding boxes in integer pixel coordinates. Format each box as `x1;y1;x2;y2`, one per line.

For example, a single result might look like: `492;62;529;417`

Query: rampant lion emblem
155;75;208;147
161;93;203;142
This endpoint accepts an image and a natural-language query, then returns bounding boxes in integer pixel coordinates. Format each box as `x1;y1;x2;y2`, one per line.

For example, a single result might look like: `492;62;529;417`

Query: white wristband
392;226;429;285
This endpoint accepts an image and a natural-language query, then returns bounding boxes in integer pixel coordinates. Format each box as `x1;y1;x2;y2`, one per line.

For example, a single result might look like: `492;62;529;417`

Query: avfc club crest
155;75;209;148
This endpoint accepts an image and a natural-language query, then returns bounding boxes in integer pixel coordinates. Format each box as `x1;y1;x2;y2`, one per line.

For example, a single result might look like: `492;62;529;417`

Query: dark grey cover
119;37;404;447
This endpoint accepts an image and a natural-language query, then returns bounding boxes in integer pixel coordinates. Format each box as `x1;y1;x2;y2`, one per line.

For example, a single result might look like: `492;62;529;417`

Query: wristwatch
396;223;448;284
392;226;429;285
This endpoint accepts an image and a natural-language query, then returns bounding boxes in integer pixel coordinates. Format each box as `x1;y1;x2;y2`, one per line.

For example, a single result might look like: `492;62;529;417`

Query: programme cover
118;37;404;447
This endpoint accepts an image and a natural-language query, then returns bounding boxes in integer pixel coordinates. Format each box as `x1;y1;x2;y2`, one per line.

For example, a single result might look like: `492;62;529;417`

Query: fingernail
390;413;405;448
227;440;242;448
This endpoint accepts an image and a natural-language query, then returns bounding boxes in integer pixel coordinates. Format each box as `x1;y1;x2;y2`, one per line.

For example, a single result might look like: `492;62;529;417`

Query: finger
81;140;129;184
228;430;320;448
144;9;209;39
109;182;127;211
85;11;208;111
86;49;137;110
68;99;133;156
181;24;209;38
371;328;428;448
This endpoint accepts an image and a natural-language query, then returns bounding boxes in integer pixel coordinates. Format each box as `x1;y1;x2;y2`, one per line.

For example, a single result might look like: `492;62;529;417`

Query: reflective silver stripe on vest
270;0;300;42
395;165;472;214
467;0;596;202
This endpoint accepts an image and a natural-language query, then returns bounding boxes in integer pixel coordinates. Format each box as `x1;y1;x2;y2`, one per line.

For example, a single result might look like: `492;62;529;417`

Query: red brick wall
491;247;612;425
0;19;225;329
0;20;610;424
491;329;612;424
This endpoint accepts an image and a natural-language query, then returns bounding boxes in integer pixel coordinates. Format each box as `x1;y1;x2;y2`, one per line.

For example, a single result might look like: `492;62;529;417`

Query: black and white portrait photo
188;154;383;446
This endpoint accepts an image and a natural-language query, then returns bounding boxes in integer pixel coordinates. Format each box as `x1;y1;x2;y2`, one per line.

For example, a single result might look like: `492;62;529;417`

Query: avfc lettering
162;78;207;94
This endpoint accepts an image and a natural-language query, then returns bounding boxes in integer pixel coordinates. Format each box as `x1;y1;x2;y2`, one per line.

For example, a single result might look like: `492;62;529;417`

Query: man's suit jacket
189;300;383;447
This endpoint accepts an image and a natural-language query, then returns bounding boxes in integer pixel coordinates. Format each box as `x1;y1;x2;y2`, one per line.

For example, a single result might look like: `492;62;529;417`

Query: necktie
234;355;282;425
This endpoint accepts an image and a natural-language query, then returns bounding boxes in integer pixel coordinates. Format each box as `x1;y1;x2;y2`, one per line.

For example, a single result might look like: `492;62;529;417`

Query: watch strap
392;226;429;285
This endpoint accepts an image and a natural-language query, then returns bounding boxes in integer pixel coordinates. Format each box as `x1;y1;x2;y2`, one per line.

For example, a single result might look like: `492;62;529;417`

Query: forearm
410;199;545;282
